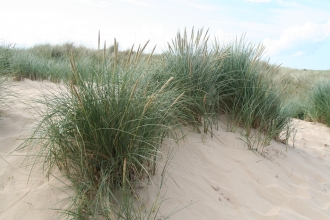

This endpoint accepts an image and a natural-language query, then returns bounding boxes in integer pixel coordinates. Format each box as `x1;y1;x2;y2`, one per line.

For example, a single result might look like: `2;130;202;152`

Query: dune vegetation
0;29;329;219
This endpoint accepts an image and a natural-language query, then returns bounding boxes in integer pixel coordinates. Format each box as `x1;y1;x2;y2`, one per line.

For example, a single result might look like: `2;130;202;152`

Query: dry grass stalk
113;38;118;70
142;77;174;117
147;45;156;65
123;158;127;186
136;40;149;63
203;94;207;107
69;50;78;76
129;79;139;101
98;30;100;50
170;92;185;107
189;58;192;78
134;44;141;64
69;50;83;108
103;41;106;60
142;94;155;117
158;76;174;93
215;46;231;61
125;44;134;68
167;42;173;53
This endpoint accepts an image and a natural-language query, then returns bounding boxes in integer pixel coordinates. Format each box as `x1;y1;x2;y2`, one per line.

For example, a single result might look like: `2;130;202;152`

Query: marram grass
14;29;300;218
214;36;294;150
306;79;330;126
20;46;188;218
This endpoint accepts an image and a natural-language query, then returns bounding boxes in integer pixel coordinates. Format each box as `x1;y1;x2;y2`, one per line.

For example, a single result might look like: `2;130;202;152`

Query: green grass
153;28;229;132
305;79;330;126
272;67;330;123
9;49;71;81
0;43;11;112
213;36;294;149
20;43;189;218
1;42;112;81
0;43;12;75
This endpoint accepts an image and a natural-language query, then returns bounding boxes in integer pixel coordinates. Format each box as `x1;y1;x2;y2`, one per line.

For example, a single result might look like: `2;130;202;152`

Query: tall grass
0;43;11;112
149;30;294;149
21;41;188;218
271;67;330;122
214;36;294;149
154;28;230;133
306;79;330;126
8;49;71;81
1;42;155;82
0;43;13;75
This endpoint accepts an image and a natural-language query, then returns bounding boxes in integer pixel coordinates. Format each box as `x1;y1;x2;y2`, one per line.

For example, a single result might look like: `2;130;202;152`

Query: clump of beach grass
154;28;230;133
20;39;188;218
0;42;11;112
0;42;13;75
214;36;294;150
305;79;330;126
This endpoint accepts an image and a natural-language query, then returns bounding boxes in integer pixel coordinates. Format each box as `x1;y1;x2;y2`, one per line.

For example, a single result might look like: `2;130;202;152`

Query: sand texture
0;80;72;220
1;79;330;219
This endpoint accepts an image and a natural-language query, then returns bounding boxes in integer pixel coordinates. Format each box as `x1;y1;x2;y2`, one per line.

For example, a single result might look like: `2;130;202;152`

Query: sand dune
1;79;330;219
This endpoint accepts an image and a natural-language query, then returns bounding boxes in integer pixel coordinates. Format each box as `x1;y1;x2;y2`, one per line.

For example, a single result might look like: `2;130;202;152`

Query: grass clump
154;28;230;132
0;43;13;75
215;36;294;149
151;30;294;149
0;42;11;112
22;43;187;218
306;79;330;126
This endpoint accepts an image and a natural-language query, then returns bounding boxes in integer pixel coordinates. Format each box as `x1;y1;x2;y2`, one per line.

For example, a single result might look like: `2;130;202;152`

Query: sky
0;0;329;70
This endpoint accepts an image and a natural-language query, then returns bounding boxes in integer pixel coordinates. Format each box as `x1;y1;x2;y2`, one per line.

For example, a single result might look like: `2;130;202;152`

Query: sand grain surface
140;119;330;219
0;80;71;220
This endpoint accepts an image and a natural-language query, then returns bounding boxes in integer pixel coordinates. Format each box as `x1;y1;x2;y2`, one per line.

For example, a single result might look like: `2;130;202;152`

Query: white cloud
214;29;237;44
120;0;157;8
245;0;271;3
186;1;223;11
291;51;305;57
99;23;171;53
188;3;215;10
263;21;330;56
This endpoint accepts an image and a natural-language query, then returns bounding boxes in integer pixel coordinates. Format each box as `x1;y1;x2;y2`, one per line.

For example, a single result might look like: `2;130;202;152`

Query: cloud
245;0;271;3
291;51;305;57
263;21;330;56
215;29;237;44
186;1;222;11
120;0;157;8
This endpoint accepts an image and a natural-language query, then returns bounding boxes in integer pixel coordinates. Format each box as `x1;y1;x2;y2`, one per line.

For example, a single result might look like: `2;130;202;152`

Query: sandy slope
140;121;330;219
1;79;330;219
0;80;72;220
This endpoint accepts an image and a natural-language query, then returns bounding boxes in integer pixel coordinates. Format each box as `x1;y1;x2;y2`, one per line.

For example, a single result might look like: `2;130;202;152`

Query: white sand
0;80;72;220
1;79;330;219
140;121;330;219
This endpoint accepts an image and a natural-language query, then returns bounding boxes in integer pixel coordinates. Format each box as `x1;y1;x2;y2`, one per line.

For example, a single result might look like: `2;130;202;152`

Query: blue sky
1;0;329;69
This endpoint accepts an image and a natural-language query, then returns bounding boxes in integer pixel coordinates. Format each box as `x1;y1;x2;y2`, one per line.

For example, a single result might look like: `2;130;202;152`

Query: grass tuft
214;36;294;149
20;46;187;218
306;79;330;126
